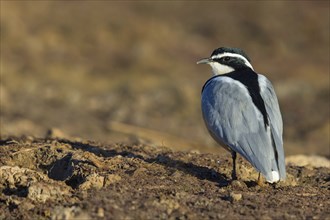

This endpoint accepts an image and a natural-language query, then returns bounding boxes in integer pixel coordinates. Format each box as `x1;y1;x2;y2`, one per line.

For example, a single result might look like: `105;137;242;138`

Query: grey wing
202;77;282;182
258;74;286;179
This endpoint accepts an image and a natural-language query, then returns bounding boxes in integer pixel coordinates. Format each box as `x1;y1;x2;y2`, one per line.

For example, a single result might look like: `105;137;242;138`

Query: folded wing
202;76;285;182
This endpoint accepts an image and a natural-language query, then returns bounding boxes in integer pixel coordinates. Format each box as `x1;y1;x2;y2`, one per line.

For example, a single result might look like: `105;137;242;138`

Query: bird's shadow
57;139;230;187
146;154;229;187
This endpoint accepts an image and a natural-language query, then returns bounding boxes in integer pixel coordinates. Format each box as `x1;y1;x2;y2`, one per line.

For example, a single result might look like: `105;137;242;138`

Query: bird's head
197;47;254;75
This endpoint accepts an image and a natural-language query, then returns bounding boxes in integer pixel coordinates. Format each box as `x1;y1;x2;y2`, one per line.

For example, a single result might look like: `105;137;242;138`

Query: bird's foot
257;173;266;187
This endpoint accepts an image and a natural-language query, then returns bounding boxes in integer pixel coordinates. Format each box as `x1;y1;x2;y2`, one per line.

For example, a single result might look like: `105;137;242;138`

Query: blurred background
1;1;329;156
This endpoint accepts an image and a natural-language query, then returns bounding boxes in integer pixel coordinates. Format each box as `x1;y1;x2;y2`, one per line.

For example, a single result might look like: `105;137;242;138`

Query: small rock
133;167;147;177
20;201;35;211
275;173;298;187
28;182;71;203
97;207;104;218
171;171;183;179
104;174;122;186
79;173;105;190
229;192;242;202
231;180;247;189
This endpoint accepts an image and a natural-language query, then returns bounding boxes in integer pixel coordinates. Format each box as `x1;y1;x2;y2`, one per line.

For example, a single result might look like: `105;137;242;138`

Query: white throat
209;62;235;75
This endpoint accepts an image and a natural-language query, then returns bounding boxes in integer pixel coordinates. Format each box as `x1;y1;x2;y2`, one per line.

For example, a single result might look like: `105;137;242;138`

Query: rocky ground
0;136;329;220
1;2;329;219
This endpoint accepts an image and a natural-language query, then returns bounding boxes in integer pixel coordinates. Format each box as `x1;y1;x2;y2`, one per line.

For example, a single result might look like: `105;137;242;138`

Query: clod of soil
0;136;329;219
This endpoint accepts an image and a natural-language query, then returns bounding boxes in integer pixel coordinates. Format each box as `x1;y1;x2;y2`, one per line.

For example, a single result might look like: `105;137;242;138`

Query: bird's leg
257;172;265;186
231;151;237;180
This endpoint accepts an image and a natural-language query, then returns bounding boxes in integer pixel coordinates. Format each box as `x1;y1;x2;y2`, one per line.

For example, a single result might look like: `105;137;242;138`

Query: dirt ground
1;2;329;219
0;136;329;220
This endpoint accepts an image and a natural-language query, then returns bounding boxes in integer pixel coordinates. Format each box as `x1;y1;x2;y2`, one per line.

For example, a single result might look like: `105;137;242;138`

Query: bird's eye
222;56;231;62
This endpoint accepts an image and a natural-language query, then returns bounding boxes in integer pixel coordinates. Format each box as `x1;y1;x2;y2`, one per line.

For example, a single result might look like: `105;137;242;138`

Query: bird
197;47;286;183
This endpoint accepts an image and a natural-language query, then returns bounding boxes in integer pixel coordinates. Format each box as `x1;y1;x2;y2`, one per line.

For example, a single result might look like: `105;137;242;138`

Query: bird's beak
196;58;212;64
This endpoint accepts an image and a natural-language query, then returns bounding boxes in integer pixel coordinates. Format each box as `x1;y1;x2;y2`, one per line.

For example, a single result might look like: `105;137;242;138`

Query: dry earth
1;3;329;219
0;136;329;220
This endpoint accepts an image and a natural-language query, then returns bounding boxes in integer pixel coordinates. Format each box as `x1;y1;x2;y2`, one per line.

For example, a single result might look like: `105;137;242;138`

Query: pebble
97;207;105;218
231;180;247;189
229;192;242;202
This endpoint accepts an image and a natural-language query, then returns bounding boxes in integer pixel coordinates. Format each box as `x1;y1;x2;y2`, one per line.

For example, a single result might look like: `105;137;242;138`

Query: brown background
1;1;329;156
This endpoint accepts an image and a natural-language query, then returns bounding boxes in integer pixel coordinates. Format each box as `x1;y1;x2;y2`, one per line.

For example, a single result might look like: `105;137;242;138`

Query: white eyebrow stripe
211;52;254;70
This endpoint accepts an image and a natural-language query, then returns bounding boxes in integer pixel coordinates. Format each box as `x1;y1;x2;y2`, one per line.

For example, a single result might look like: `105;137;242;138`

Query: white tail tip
267;171;280;183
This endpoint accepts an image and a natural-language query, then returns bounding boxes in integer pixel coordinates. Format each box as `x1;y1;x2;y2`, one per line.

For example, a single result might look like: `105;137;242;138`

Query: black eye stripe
213;56;232;63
